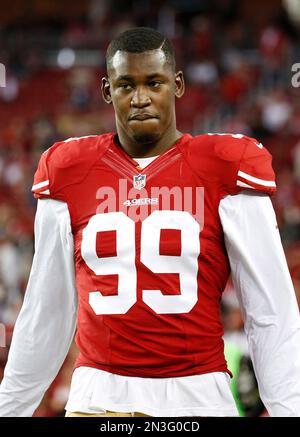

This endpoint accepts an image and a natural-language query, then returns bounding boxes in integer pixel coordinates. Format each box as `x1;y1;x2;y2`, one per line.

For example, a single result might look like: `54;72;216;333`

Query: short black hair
106;27;175;71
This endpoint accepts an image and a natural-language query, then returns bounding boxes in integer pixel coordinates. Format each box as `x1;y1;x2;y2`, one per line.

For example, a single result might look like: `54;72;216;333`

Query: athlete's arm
0;199;77;417
219;192;300;417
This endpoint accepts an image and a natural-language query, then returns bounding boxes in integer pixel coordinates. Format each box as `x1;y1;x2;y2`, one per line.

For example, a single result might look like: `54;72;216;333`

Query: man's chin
132;131;160;145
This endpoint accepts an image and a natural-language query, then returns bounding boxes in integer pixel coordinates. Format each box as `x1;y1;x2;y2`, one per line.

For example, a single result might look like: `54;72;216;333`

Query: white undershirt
0;188;300;416
134;156;158;168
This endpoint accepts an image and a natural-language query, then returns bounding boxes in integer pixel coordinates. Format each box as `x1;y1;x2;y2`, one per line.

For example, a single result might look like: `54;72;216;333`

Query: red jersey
32;133;276;378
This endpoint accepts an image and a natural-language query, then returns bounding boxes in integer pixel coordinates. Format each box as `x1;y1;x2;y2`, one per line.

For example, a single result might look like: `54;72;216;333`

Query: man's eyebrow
115;75;132;82
146;73;166;79
115;73;166;82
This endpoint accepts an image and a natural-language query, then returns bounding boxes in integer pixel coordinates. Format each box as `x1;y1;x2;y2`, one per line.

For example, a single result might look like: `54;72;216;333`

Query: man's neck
116;128;183;158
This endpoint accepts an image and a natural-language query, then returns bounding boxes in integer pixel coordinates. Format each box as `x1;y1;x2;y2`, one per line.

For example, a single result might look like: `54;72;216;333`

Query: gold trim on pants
65;410;150;417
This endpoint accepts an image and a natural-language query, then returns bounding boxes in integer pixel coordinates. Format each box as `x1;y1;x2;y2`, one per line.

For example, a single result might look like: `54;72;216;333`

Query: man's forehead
108;49;169;77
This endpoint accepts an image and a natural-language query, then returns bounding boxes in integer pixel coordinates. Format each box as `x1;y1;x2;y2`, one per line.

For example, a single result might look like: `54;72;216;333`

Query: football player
0;27;300;417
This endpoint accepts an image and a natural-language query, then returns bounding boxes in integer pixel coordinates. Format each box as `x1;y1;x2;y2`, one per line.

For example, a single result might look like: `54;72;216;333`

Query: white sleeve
219;192;300;417
0;199;77;417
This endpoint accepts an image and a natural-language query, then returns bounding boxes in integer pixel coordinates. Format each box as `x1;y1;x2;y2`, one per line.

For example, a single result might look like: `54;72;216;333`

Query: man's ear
174;71;185;98
101;77;112;104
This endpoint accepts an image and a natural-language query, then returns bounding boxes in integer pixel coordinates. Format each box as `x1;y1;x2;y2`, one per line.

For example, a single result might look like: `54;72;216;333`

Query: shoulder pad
183;133;276;196
32;134;112;200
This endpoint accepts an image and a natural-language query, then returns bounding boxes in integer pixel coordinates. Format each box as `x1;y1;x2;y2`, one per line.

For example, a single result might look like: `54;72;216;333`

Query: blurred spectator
259;25;291;90
261;88;292;133
222;281;248;355
0;74;19;103
222;282;266;417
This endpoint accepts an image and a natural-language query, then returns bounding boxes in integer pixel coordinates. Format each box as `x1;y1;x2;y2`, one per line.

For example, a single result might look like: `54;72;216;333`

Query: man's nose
130;86;151;107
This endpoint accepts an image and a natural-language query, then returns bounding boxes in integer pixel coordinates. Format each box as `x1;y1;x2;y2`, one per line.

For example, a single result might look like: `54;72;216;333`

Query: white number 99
81;211;200;315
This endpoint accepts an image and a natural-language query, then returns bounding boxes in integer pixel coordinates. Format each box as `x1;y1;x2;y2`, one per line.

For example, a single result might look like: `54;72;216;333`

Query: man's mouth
129;113;158;121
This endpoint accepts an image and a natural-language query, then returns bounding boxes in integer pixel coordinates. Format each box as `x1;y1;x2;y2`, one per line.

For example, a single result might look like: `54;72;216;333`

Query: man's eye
120;84;132;90
149;81;161;88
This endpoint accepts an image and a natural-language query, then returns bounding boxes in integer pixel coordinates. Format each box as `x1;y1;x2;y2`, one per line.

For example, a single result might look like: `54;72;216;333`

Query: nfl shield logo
133;174;146;190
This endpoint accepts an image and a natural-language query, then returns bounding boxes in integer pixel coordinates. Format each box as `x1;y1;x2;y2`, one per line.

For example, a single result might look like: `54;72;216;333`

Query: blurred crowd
0;0;300;417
